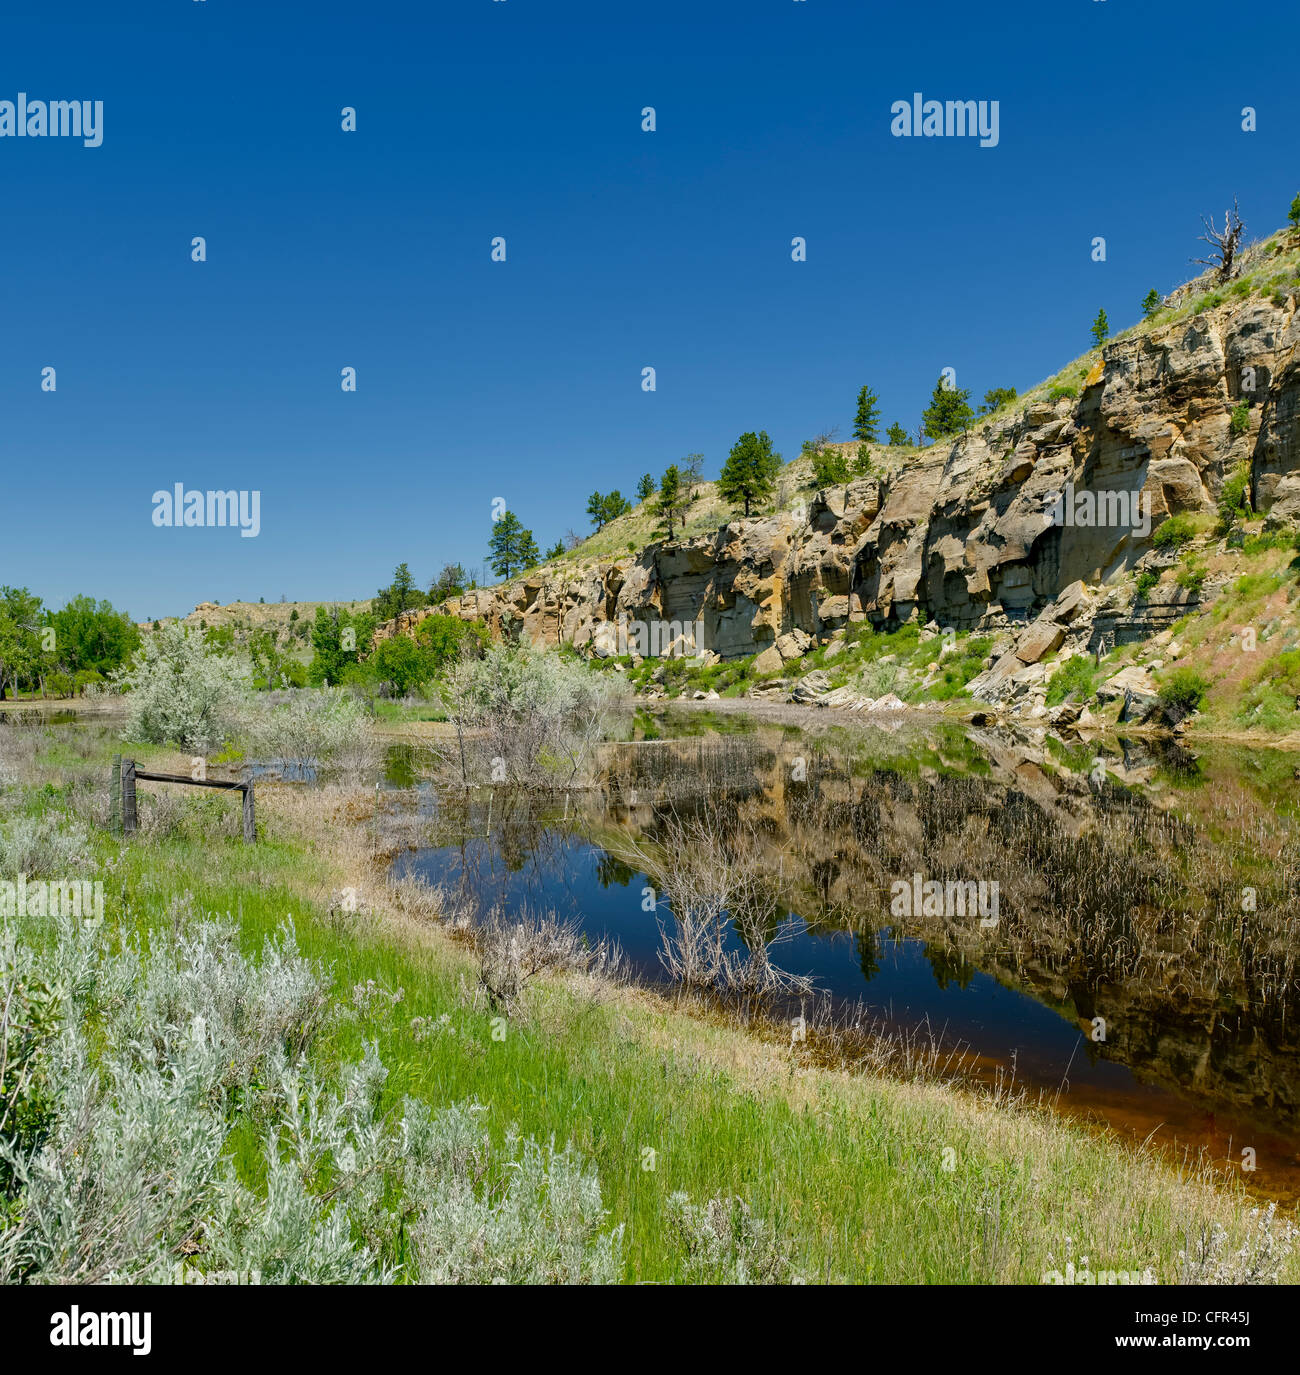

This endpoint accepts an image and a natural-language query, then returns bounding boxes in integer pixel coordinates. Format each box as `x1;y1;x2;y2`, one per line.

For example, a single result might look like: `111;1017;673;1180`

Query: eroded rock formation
376;289;1299;670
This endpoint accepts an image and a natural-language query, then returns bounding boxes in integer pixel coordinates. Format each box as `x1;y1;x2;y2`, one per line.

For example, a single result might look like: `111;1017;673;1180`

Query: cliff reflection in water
393;714;1300;1194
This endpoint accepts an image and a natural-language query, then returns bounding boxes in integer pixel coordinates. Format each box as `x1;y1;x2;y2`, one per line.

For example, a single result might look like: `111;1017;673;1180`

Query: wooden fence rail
115;756;256;842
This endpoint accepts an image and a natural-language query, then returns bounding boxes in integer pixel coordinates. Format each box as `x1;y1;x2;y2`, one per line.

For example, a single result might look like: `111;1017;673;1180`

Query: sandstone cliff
376;246;1300;682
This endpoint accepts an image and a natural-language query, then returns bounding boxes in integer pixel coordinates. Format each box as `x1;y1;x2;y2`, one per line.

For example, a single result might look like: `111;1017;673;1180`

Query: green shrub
1217;463;1251;533
1230;402;1250;435
1135;571;1159;601
114;623;250;752
667;1193;794;1284
1047;384;1078;402
1045;655;1098;707
1176;562;1208;595
1253;648;1300;696
1152;514;1198;550
1234;649;1300;729
1158;667;1209;716
1241;532;1291;556
1234;571;1283;600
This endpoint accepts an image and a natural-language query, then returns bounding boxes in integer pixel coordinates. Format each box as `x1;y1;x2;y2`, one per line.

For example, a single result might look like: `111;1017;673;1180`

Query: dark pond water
388;712;1300;1203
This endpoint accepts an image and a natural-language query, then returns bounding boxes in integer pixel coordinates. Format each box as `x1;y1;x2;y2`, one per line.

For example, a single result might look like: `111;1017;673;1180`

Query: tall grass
2;722;1296;1284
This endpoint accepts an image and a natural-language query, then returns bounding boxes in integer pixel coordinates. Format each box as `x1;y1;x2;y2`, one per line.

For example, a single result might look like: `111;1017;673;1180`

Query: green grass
100;821;1260;1284
371;700;449;723
1153;513;1201;550
620;622;999;706
1044;655;1099;707
6;723;1295;1284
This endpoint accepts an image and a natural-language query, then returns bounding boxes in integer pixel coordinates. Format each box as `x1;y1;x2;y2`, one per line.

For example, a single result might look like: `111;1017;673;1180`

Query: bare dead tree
1194;200;1245;283
615;805;816;1013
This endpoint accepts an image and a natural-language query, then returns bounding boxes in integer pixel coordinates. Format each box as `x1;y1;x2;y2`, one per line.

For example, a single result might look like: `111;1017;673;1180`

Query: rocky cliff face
377;286;1300;672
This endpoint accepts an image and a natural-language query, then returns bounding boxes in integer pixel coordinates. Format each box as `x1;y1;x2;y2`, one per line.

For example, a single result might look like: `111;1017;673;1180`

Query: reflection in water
393;717;1300;1199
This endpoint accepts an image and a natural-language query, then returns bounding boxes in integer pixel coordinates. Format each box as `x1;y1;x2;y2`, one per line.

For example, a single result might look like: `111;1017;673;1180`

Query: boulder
1048;700;1083;726
775;628;813;661
752;645;784;675
791;670;832;704
1015;620;1066;665
819;686;874;710
1050;580;1091;625
1096;664;1159;705
818;595;850;624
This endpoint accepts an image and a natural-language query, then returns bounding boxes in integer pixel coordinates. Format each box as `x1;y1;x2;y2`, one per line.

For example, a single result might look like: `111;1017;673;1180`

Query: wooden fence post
242;783;256;844
111;754;122;834
122;758;137;835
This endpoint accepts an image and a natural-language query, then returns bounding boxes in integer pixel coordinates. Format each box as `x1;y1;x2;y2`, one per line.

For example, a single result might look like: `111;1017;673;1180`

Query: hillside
145;599;373;645
371;221;1300;735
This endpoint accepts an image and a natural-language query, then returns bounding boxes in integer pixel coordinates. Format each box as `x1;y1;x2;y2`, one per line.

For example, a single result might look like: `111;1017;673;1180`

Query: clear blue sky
3;0;1296;620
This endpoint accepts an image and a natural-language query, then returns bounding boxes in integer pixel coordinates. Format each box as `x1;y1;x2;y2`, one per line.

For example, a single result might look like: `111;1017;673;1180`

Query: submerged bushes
236;687;378;778
444;641;631;788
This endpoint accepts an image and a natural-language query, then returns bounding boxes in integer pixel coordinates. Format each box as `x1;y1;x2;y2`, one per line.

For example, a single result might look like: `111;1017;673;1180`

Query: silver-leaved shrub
115;622;250;752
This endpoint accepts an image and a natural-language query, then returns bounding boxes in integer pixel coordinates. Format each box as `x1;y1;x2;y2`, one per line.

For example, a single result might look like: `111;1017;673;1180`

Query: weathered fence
113;755;257;842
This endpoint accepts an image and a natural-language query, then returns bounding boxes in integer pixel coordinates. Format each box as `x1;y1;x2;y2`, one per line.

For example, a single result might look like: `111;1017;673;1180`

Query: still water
390;712;1300;1202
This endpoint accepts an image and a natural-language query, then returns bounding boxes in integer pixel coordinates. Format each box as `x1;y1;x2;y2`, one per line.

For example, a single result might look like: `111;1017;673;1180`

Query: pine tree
656;464;684;537
886;422;910;447
981;387;1017;415
429;562;466;603
853;385;881;442
1141;288;1161;320
374;562;423;622
717;431;781;517
1291;193;1300;229
586;491;633;529
1091;308;1110;347
680;453;705;502
921;377;975;441
806;441;850;487
488;511;539;580
636;473;656;502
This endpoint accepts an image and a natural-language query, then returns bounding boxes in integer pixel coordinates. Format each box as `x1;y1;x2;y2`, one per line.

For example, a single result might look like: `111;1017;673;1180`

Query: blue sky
2;0;1296;620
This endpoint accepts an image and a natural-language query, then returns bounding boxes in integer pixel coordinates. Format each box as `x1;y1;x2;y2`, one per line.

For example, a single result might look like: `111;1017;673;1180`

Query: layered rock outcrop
376;287;1300;666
